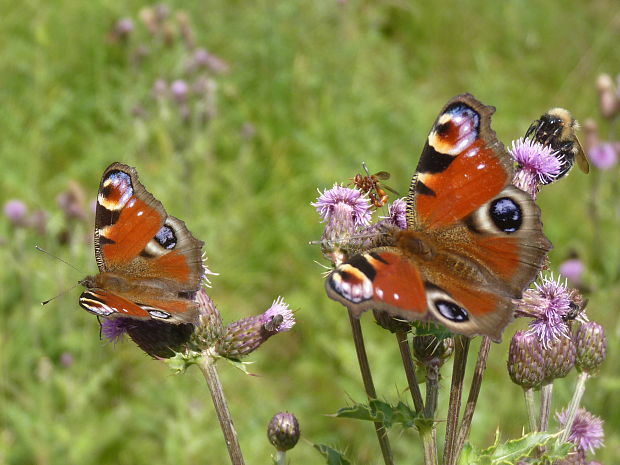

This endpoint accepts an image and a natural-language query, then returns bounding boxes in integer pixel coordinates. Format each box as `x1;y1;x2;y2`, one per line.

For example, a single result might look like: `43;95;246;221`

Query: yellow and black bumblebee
525;108;590;184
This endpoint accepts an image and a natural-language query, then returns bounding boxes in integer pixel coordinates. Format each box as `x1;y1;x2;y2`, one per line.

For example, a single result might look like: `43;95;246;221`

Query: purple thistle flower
4;199;28;226
516;274;572;348
114;18;134;38
557;408;604;453
559;257;585;286
101;318;132;343
312;185;372;227
380;197;407;230
216;297;295;358
510;137;562;198
170;79;189;103
191;48;230;74
589;143;618;170
153;79;168;99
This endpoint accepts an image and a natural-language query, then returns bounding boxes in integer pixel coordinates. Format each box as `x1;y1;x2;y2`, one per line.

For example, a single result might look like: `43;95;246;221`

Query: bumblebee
525;108;590;184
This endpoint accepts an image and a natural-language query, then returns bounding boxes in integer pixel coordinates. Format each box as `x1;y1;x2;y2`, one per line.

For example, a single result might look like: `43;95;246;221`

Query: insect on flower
350;162;399;208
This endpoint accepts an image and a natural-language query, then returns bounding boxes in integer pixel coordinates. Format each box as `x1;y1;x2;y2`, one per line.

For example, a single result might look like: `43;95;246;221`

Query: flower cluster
108;4;230;129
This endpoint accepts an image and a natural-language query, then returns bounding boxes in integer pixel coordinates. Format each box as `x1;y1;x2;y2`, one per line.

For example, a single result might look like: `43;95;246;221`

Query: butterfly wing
79;163;204;323
326;94;551;341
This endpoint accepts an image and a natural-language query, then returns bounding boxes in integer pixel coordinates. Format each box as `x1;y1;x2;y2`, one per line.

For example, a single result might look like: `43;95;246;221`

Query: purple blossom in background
589;143;618;170
380;197;407;230
509;138;562;197
516;274;572;347
170;79;189;103
559;257;585;286
153;79;168;99
557;408;604;453
4;199;28;226
115;18;134;36
312;185;372;227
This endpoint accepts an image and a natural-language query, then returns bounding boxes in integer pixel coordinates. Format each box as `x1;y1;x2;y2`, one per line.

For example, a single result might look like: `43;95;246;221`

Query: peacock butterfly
325;94;552;342
78;163;205;324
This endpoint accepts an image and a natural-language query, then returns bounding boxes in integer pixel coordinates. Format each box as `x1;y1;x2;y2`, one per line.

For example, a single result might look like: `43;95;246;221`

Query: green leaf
223;357;255;375
333;399;424;429
314;444;352;465
164;350;204;373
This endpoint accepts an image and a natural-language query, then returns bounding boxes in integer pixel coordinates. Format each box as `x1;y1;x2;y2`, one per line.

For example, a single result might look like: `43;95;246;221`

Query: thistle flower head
559;257;585;286
557;408;604;453
516;274;572;348
507;330;544;389
510;137;562;197
541;333;576;382
267;412;300;452
412;334;454;367
101;317;131;343
170;79;189;103
312;184;372;227
379;197;407;230
216;297;294;359
589;143;618;170
373;309;411;333
575;321;607;374
4;199;28;226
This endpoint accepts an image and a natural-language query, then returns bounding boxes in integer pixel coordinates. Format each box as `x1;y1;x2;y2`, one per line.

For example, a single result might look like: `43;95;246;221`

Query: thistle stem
199;353;246;465
395;330;425;413
559;371;589;443
455;336;491;456
524;388;539;433
347;310;394;465
539;382;554;431
275;450;286;465
443;336;470;465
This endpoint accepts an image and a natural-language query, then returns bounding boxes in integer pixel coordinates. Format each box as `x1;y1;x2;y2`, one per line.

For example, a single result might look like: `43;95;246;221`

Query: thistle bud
507;330;544;389
191;289;225;349
412;334;454;367
267;412;300;452
542;334;576;382
596;73;619;119
373;309;411;333
216;297;294;358
575;322;607;374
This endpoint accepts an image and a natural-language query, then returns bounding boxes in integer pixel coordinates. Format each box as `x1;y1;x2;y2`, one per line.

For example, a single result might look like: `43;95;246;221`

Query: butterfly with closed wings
326;94;552;342
78;163;205;325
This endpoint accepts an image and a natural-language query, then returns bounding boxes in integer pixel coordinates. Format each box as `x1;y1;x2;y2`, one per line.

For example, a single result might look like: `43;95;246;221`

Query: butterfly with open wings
78;163;205;324
325;94;552;342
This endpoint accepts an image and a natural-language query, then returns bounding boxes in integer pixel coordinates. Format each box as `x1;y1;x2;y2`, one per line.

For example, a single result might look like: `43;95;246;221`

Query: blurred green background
1;0;619;463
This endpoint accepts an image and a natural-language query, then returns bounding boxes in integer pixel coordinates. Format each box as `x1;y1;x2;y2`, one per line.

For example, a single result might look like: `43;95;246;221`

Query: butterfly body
79;163;204;324
326;95;552;341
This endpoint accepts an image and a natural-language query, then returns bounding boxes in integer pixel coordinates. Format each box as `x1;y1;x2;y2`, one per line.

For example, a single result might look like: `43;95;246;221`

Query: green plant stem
199;353;246;465
455;336;491;457
275;450;286;465
559;371;590;443
347;310;394;465
539;382;553;431
424;364;439;418
524;388;539;433
443;336;470;465
421;427;438;465
395;330;425;413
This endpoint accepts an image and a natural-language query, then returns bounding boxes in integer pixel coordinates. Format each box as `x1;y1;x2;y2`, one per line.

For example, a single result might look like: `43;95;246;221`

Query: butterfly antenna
35;245;84;273
41;282;80;306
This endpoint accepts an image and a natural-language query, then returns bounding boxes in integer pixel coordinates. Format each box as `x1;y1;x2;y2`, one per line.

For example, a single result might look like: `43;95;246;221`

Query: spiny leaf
164;350;203;373
314;444;352;465
333;399;424;429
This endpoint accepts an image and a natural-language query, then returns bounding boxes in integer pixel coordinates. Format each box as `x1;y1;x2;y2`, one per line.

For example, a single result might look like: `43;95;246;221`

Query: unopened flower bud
192;289;224;348
507;330;544;389
575;321;606;374
373;309;410;333
412;334;454;367
267;412;300;452
542;334;575;382
596;73;619;119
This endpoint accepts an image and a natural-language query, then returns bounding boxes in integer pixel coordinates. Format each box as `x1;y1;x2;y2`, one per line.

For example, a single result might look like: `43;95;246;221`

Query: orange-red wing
368;252;427;313
79;289;152;319
410;95;513;229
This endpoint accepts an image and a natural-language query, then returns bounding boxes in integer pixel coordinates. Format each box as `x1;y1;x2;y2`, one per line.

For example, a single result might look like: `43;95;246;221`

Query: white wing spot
477;163;486;170
128;199;136;208
137;210;144;216
376;288;384;299
394;293;400;301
